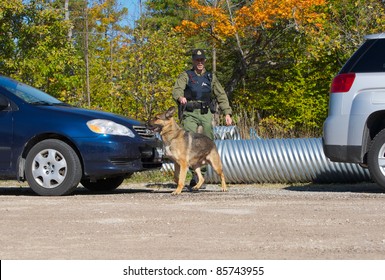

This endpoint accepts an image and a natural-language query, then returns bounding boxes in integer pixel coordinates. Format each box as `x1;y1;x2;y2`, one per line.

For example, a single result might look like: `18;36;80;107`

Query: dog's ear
166;107;176;119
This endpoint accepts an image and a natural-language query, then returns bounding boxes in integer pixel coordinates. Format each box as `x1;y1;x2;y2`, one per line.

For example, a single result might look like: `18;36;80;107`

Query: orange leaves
175;0;236;41
175;20;200;37
176;0;326;40
237;0;326;31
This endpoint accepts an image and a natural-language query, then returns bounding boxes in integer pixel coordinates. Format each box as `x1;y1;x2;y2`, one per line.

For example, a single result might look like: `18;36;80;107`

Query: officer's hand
178;97;187;105
225;114;232;126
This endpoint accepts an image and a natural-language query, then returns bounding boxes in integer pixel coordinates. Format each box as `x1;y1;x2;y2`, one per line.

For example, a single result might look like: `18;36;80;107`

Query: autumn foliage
2;0;385;137
236;0;326;29
176;0;326;41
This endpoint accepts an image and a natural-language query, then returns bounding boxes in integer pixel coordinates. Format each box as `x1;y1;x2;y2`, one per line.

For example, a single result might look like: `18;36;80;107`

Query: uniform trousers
181;109;214;140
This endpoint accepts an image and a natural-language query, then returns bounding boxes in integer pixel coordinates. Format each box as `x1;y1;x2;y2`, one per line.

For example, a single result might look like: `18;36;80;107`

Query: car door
0;93;13;171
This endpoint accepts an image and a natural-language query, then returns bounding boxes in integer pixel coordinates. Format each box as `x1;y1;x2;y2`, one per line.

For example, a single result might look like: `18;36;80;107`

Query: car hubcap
378;144;385;177
31;149;67;188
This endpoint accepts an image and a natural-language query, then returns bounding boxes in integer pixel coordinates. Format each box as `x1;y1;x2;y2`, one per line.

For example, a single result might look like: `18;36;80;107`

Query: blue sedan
0;75;163;195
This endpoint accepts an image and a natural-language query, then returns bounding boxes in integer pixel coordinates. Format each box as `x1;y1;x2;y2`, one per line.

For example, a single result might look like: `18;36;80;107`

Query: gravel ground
1;181;385;260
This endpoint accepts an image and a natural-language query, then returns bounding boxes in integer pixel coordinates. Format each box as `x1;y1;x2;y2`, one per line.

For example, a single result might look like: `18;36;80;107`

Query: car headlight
87;119;135;137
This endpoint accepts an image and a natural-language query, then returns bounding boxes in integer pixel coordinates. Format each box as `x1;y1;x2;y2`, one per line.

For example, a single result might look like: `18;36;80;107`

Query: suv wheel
368;129;385;189
25;139;82;196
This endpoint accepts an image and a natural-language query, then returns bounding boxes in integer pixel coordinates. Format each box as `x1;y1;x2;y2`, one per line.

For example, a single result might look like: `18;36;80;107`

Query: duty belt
185;101;210;114
186;101;205;109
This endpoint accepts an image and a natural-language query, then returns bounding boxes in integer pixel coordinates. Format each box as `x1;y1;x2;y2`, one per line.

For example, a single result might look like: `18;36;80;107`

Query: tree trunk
64;0;72;40
84;1;90;106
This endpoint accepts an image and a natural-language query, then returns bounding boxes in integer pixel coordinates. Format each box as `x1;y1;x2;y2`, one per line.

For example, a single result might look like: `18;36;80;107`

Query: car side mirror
0;95;10;111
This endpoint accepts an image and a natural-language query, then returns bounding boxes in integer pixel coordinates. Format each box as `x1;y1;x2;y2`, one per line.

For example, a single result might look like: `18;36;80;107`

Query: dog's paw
171;190;182;195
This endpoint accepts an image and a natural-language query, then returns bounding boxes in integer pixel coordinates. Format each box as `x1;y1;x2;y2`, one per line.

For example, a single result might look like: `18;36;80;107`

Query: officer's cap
192;49;206;60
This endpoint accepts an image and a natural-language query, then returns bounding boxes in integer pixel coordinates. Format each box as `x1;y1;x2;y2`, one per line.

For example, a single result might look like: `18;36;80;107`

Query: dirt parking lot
1;181;385;260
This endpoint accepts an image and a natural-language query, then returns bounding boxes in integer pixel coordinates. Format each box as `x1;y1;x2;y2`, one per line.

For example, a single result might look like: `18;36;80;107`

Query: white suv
323;33;385;188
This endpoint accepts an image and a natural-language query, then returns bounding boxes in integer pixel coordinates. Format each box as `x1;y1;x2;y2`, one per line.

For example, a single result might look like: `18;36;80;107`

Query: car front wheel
25;139;82;196
368;129;385;190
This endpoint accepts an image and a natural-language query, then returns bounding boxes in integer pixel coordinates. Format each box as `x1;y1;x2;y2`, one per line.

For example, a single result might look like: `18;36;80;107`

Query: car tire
368;129;385;189
81;176;126;192
25;139;82;196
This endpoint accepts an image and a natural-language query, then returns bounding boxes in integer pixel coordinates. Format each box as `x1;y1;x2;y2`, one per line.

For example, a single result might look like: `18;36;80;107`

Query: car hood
37;104;144;126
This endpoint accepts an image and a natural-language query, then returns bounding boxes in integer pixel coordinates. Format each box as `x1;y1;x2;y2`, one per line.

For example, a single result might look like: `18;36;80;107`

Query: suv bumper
322;139;362;163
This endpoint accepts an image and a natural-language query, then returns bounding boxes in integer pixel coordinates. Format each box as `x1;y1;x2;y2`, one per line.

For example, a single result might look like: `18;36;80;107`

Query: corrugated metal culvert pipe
161;126;372;184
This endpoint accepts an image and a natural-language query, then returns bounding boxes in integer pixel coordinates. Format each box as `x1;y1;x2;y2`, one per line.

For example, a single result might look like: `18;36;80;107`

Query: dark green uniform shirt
172;70;232;116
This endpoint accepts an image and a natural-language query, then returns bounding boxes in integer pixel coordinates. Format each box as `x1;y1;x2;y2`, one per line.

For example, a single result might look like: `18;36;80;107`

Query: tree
119;26;187;120
309;0;385;68
0;0;83;100
80;0;131;111
0;1;24;72
144;0;192;29
175;0;327;98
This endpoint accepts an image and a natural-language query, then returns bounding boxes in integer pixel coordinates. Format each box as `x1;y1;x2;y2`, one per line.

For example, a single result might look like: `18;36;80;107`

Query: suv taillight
330;73;356;93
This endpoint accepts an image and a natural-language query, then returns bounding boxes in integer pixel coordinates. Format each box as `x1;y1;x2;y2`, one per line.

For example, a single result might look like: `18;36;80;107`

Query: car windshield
0;76;64;105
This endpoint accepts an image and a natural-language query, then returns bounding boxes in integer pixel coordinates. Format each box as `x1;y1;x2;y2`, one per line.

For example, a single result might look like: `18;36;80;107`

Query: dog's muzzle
146;122;163;133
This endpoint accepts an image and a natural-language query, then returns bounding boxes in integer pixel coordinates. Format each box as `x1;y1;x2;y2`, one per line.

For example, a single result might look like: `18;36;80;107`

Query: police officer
172;49;232;140
172;49;232;187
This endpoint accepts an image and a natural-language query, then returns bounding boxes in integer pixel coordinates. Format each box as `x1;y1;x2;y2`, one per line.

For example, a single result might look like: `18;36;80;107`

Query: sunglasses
194;58;206;63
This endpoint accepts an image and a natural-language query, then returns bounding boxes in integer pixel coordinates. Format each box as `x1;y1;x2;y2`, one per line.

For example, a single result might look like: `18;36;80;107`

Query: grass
126;170;175;183
126;169;198;184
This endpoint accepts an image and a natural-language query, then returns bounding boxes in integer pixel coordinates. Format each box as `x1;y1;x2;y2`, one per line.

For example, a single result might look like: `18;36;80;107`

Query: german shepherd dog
147;106;227;195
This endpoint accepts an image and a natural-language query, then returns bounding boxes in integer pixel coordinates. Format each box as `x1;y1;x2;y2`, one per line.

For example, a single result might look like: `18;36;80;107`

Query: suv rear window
340;39;385;73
